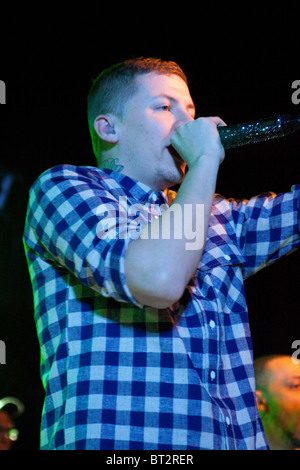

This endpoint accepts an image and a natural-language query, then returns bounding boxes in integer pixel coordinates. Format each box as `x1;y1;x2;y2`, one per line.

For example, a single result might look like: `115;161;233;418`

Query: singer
23;58;300;450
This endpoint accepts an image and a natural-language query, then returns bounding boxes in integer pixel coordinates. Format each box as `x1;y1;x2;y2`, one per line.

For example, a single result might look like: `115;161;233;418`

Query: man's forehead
268;356;300;378
136;72;192;98
135;73;195;110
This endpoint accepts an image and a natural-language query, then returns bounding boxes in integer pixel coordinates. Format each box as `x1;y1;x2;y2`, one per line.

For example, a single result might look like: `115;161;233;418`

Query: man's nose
172;115;194;133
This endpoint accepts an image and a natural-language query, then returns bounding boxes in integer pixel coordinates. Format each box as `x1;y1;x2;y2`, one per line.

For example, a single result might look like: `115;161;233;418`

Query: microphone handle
218;115;300;150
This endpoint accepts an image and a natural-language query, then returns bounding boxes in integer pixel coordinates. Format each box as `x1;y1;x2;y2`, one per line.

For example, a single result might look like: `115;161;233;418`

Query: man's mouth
167;145;184;164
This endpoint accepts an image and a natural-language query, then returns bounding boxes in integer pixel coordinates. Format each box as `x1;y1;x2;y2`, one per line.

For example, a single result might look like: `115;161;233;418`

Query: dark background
0;5;299;449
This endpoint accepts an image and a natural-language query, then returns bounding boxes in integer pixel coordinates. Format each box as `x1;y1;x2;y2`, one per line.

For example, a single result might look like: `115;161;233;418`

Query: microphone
218;115;300;150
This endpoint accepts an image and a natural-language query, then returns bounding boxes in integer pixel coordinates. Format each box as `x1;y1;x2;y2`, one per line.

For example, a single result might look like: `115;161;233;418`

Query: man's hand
170;116;226;168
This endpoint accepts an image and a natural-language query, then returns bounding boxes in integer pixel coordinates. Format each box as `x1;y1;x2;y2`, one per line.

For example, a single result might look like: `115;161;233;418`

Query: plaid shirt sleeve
24;165;142;306
227;184;300;278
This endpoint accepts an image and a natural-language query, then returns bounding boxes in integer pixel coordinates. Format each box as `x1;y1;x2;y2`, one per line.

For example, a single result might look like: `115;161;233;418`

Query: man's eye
285;378;300;390
157;105;171;112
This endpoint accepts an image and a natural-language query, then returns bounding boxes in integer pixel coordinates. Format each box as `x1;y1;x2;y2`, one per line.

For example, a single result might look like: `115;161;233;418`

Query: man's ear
256;390;269;414
94;115;118;143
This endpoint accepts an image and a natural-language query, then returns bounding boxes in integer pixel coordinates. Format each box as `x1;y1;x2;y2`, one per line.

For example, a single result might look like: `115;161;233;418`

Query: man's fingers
205;116;227;128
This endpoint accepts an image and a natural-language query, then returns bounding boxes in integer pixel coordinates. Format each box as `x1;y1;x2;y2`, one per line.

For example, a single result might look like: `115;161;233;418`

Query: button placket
208;314;218;385
193;288;219;388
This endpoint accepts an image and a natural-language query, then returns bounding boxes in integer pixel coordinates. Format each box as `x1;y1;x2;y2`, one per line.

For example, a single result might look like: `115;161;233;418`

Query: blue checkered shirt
23;164;300;450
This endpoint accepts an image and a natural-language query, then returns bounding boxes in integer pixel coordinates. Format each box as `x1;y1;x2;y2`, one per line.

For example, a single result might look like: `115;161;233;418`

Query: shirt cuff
100;237;144;308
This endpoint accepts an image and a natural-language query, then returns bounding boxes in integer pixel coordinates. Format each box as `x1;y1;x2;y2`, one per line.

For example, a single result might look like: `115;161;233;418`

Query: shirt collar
99;168;170;205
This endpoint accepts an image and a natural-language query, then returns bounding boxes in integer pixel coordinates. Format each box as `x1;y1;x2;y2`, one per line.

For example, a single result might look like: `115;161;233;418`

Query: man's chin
159;148;186;188
163;166;186;190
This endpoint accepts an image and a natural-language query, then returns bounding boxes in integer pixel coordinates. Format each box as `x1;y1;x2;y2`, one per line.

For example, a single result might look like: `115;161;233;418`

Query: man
23;57;300;450
0;409;17;450
255;355;300;450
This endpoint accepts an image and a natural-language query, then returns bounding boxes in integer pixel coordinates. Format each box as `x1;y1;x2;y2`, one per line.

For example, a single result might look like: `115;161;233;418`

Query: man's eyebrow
284;376;300;384
152;94;196;114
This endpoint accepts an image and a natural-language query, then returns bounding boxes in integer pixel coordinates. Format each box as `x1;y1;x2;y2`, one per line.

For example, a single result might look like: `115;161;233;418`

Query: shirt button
225;416;231;426
209;320;216;329
224;254;230;261
210;370;216;381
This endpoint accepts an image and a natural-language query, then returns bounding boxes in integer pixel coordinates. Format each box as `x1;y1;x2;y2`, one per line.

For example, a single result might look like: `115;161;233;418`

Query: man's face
0;411;14;450
266;356;300;447
117;72;195;190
